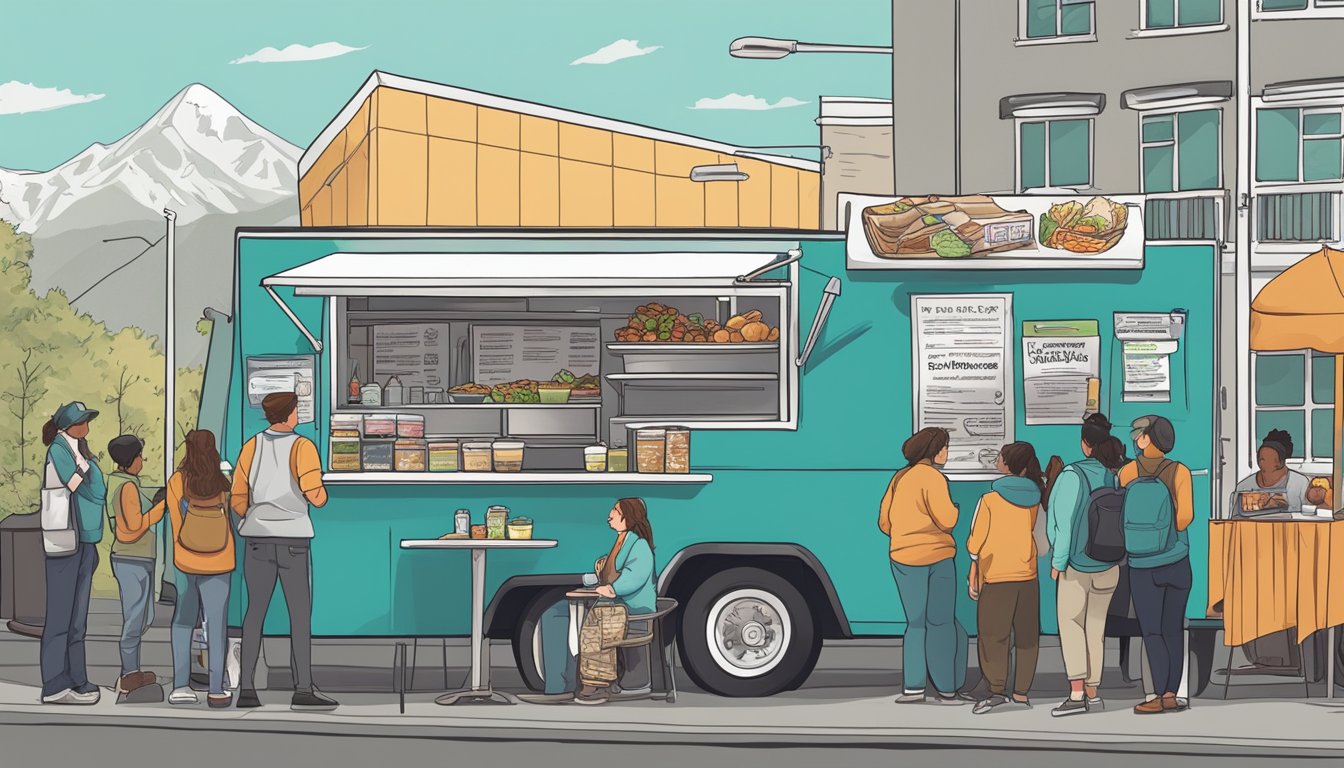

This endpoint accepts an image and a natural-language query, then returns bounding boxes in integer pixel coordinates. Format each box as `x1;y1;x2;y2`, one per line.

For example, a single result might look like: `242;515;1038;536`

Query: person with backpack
877;427;971;705
165;430;236;708
105;434;168;697
232;391;335;712
1120;415;1194;715
966;442;1050;714
1044;414;1129;717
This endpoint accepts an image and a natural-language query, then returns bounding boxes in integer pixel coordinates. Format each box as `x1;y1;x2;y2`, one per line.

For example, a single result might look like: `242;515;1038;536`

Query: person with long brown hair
164;429;235;708
521;498;657;706
877;427;970;705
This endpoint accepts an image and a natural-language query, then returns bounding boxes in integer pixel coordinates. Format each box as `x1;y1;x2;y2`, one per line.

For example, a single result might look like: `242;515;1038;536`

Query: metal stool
617;597;679;703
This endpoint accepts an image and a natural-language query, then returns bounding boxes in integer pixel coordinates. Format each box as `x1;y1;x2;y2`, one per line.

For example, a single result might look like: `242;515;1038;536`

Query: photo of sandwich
1038;196;1130;254
861;195;1034;259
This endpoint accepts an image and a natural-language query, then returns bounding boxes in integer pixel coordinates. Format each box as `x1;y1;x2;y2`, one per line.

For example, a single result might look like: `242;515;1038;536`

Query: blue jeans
539;600;578;695
171;572;231;694
1130;557;1192;695
40;542;98;698
111;556;155;676
890;558;968;695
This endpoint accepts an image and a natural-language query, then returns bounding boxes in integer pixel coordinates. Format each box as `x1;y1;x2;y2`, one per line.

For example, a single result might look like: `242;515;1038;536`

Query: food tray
607;343;780;374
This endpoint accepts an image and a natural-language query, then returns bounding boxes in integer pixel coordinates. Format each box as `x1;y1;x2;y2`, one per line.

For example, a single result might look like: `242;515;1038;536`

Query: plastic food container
396;414;425;439
427;438;460;472
486;506;509;539
470;525;487;540
462;442;493;472
362;414;397;439
538;382;572;404
607;447;629;473
664;427;690;474
492;440;525;472
361;439;394;472
635;429;666;473
584;445;608;472
507;517;534;540
394;439;427;472
329;437;361;471
330;414;363;439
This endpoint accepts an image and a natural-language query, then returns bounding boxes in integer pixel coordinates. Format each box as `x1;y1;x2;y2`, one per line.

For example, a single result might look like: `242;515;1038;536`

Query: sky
0;0;891;171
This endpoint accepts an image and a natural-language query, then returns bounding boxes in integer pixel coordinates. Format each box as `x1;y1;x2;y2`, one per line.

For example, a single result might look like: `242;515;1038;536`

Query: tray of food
448;383;491;403
1238;491;1290;516
1038;197;1129;254
612;303;780;345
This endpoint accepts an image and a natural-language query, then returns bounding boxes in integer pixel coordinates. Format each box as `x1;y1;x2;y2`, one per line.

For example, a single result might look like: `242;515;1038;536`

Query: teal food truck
206;193;1220;698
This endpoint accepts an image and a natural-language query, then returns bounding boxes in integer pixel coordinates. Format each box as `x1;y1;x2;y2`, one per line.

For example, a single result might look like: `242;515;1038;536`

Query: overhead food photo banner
1022;320;1101;425
911;293;1014;474
840;193;1146;270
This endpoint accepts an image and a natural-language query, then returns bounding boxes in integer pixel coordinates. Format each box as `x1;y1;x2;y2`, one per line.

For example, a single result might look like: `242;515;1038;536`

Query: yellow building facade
298;72;821;230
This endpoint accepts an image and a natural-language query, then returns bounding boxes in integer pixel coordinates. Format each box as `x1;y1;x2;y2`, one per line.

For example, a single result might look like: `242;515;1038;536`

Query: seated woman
1229;430;1325;517
522;498;657;706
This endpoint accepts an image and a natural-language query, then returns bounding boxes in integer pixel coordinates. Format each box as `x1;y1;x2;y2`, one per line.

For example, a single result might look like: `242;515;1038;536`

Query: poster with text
912;294;1013;473
1022;320;1100;425
245;356;316;424
373;323;452;390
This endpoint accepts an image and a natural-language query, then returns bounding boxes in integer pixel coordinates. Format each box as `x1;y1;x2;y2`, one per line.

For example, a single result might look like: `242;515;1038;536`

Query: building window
1144;0;1223;28
1019;118;1092;190
1256;191;1337;241
1023;0;1095;40
1257;107;1344;183
1254;350;1335;464
1141;109;1222;192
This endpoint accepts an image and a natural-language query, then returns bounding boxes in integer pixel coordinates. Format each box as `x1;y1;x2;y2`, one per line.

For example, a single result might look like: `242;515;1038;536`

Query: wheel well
485;576;578;640
661;553;849;640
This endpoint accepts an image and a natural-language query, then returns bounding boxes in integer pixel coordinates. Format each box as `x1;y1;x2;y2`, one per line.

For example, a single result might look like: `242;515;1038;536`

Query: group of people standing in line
38;392;339;711
878;413;1194;716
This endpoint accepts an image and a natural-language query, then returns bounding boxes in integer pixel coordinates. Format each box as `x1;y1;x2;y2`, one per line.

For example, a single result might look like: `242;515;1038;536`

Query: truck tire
678;567;819;697
512;587;570;693
1188;626;1217;698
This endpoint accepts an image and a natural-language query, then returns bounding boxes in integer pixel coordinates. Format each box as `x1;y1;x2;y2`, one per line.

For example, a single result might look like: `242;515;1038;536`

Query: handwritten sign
1022;320;1100;425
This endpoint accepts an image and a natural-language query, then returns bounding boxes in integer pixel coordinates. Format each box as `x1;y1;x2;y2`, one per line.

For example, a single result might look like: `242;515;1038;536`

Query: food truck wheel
513;587;573;692
678;567;819;697
1187;626;1217;698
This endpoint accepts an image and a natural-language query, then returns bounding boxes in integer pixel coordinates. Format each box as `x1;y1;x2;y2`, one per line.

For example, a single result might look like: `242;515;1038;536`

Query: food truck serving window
263;250;800;481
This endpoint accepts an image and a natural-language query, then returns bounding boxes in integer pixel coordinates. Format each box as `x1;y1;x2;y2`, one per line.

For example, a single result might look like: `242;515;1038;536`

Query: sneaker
69;688;100;705
1052;697;1089;717
169;687;199;705
41;688;76;705
933;691;965;706
1088;696;1105;711
973;694;1009;714
519;692;576;705
207;693;233;709
235;689;262;709
894;691;926;704
573;685;609;706
291;690;339;711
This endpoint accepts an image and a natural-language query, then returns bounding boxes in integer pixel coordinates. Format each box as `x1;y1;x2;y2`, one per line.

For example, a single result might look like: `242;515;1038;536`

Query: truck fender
656;543;852;640
484;574;584;640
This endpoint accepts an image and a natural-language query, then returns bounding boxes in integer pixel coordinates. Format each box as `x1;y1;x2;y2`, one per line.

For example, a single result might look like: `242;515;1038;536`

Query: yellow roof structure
1251;246;1344;353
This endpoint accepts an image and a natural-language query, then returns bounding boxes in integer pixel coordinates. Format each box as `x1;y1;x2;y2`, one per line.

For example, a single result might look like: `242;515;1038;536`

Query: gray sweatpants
239;538;313;693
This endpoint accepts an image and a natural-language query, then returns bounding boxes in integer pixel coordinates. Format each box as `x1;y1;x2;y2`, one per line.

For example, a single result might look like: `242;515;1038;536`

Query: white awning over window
262;251;796;296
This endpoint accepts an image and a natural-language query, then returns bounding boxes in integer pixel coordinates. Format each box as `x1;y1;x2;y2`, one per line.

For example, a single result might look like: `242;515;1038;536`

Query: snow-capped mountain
0;84;301;364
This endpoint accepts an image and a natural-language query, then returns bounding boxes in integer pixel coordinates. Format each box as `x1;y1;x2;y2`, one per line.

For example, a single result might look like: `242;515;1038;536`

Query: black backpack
1078;469;1126;564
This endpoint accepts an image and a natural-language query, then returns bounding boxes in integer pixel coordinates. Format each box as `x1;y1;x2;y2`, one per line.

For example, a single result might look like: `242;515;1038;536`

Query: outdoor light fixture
690;163;749;182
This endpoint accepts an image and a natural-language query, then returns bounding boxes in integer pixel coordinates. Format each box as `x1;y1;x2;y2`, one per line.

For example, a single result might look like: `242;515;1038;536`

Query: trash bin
0;512;46;637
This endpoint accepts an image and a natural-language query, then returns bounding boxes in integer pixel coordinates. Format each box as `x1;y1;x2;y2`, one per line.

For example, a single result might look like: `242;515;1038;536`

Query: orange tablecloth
1208;519;1344;646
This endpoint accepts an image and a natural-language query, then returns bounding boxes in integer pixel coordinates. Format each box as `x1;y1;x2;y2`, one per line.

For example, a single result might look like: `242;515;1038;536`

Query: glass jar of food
635;428;666;473
427;438;460;472
393;439;427;472
396;414;425;439
329;436;361;471
486;506;509;539
607;447;629;473
664;427;690;474
507;517;534;540
360;439;394;472
462;442;493;472
492;440;525;472
584;445;608;472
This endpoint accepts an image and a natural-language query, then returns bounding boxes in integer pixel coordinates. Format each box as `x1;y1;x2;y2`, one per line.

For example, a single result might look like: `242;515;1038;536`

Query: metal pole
163;208;177;483
793;42;893;55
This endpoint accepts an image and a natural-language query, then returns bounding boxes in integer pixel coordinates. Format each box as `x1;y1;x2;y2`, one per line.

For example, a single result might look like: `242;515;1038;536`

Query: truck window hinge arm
738;248;803;283
264;286;324;353
797;276;842;368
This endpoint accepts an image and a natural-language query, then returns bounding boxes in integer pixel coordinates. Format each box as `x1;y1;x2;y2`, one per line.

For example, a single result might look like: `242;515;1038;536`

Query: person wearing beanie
1120;415;1194;715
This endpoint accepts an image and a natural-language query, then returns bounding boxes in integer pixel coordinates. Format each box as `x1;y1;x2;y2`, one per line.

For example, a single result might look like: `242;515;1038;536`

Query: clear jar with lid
584;445;608;472
486;505;509;539
635;428;666;473
330;436;362;471
393;439;427;472
607;447;629;473
427;438;460;472
664;427;690;474
462;442;493;472
396;414;425;439
492;440;525;472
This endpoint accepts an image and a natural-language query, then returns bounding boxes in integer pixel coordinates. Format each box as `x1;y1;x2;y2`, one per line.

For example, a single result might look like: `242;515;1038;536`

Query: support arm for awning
265;286;324;353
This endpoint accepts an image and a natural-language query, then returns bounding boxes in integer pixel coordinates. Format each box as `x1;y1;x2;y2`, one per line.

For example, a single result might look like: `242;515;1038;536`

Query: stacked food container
330;414;363;472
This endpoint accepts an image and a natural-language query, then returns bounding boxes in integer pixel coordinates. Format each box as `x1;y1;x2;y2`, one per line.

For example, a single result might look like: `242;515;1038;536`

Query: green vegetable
553;369;576;384
921;215;940;226
688;313;704;326
1074;215;1109;232
892;202;911;212
645;318;657;331
930;230;972;258
1039;216;1060;246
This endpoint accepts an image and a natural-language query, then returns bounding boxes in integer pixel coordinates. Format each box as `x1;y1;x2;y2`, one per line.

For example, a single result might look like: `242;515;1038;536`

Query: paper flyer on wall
912;294;1013;473
245;356;316;424
1022;320;1100;425
1122;340;1178;402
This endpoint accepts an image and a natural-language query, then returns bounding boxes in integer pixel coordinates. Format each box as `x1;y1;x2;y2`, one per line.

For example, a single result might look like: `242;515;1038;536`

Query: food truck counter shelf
334;403;603;411
322;471;713;485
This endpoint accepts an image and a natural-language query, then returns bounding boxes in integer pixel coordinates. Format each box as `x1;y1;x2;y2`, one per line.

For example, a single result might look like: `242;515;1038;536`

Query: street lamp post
163;208;177;485
729;37;892;60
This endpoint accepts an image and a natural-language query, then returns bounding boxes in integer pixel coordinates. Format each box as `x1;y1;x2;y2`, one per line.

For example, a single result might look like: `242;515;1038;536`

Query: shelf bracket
265;286;324;353
737;248;803;283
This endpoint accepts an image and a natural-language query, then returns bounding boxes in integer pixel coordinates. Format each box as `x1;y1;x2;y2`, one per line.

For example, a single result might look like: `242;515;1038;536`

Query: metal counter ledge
322;471;713;485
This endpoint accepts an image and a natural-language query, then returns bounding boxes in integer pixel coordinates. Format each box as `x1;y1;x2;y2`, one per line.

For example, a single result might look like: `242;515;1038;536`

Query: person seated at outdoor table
1229;430;1326;517
520;497;657;706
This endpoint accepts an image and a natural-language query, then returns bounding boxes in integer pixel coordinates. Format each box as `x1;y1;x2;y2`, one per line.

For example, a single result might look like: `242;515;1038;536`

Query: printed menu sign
1122;340;1177;402
373;323;452;390
245;356;315;424
472;325;600;386
912;294;1014;473
1022;320;1101;425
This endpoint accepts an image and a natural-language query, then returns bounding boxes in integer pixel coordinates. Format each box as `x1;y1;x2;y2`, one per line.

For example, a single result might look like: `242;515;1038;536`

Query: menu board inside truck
471;325;600;386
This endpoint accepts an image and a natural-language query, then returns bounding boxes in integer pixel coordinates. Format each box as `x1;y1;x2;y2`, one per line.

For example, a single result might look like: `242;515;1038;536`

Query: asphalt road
0;725;1337;767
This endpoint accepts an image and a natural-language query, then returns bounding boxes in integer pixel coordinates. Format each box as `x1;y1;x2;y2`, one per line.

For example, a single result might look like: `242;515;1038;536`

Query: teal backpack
1122;459;1178;557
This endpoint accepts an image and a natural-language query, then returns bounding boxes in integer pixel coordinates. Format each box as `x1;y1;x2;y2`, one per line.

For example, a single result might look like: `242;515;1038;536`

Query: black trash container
0;512;46;637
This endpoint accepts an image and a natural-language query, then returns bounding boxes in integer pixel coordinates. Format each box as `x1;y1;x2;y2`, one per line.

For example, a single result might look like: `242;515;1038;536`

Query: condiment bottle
348;362;362;404
455;509;471;536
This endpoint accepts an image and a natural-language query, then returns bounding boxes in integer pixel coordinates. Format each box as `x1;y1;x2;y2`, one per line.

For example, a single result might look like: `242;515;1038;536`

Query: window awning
1263;77;1344;103
1121;81;1233;111
262;251;797;296
1251;246;1344;353
999;92;1105;120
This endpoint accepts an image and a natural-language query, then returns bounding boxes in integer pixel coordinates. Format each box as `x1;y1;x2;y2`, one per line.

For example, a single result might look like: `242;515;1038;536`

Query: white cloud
231;42;367;65
690;93;809;111
0;81;105;115
571;39;661;65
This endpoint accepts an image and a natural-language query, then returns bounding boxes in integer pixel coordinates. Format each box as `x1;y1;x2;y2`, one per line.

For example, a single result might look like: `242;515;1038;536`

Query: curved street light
729;37;893;60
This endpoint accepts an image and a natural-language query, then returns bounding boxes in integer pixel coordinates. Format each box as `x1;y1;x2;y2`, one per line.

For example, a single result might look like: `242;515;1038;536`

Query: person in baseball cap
53;401;99;431
1130;415;1175;454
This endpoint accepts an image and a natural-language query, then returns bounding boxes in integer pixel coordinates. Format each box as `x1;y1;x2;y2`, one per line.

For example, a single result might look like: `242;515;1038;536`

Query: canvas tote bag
40;450;77;557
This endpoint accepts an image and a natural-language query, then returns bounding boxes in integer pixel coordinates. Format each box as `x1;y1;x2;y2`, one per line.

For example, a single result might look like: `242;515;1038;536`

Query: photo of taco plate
861;195;1034;259
1038;197;1129;254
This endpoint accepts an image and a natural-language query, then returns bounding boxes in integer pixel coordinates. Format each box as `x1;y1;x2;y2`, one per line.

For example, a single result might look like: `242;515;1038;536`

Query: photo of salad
1038;197;1130;254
